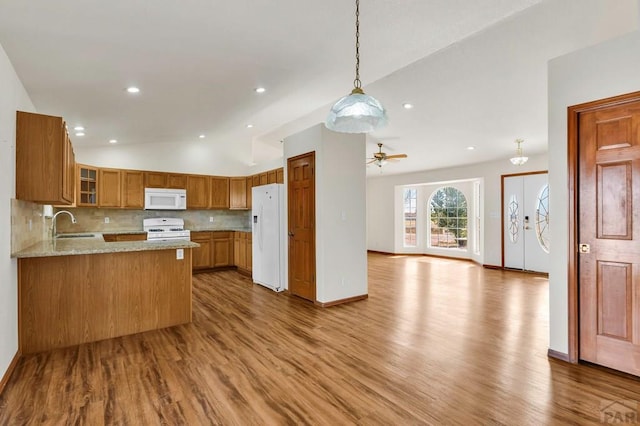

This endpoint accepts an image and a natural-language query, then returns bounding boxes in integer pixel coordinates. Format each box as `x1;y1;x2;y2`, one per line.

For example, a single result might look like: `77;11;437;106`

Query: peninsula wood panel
18;249;192;354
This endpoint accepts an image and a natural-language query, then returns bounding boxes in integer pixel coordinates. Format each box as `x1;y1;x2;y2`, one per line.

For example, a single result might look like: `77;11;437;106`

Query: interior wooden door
287;152;316;301
579;100;640;375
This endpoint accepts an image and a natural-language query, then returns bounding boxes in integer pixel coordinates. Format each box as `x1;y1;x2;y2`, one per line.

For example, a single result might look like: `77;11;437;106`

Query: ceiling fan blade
385;154;407;159
366;159;377;165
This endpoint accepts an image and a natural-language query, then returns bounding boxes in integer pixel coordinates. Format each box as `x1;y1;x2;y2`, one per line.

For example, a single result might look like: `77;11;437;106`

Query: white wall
283;124;367;303
367;153;548;266
548;30;640;355
0;43;35;380
75;137;253;177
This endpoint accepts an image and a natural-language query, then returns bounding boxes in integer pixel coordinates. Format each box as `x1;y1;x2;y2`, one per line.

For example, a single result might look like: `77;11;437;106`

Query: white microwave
144;188;187;210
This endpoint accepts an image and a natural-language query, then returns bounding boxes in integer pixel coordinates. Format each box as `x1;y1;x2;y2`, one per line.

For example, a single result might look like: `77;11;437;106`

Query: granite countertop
12;236;199;259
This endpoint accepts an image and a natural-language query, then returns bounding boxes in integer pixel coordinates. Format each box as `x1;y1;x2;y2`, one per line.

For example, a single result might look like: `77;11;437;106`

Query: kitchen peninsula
13;237;197;354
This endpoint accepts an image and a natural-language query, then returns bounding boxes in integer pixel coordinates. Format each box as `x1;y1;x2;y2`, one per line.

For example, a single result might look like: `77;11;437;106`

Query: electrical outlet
104;217;110;224
209;216;214;223
176;248;184;260
28;219;32;231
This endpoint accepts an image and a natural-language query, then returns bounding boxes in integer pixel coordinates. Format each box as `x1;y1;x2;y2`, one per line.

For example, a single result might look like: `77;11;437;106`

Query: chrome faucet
51;210;77;238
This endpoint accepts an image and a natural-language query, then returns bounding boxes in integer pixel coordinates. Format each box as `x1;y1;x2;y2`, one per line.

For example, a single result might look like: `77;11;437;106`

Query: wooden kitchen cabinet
234;231;252;274
259;172;268;186
210;176;230;209
77;165;98;206
246;233;252;272
229;177;247;209
267;169;277;184
246;176;253;209
187;174;210;209
212;232;233;267
167;174;187;189
121;170;144;209
191;231;213;270
252;174;260;187
16;111;75;205
191;231;233;270
99;168;122;207
144;171;167;188
276;167;284;184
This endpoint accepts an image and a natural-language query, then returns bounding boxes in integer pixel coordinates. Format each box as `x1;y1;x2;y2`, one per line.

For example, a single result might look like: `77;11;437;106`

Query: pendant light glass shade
326;88;388;133
510;139;529;165
325;0;387;134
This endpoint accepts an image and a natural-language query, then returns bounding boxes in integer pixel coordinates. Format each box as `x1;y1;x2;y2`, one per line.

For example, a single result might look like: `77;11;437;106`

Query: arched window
428;187;468;250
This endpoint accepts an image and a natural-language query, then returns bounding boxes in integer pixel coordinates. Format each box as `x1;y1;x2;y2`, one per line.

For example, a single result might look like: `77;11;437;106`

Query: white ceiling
0;0;637;176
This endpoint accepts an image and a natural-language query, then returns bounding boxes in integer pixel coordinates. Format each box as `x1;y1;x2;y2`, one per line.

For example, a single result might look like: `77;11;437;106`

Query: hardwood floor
2;253;640;424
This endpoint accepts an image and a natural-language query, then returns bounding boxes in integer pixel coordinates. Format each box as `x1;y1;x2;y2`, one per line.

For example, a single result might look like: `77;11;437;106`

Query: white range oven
143;218;191;241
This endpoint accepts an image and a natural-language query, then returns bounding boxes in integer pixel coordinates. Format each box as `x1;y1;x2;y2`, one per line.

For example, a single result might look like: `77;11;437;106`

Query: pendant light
510;139;529;166
325;0;388;133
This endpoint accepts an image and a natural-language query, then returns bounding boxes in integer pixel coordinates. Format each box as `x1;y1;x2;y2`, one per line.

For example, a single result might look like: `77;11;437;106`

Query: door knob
288;231;294;237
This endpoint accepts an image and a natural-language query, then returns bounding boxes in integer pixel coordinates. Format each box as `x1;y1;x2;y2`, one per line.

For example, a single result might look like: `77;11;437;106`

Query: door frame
500;170;548;269
566;90;640;364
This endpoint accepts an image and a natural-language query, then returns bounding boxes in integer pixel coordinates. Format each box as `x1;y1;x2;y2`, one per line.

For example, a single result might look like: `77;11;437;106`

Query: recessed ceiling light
126;86;140;94
255;87;266;93
246;124;254;128
199;134;205;139
467;146;475;150
109;139;118;144
402;103;414;109
74;126;84;131
75;132;85;137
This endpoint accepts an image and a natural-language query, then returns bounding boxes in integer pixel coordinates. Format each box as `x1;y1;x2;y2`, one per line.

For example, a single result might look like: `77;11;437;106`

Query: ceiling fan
366;143;408;167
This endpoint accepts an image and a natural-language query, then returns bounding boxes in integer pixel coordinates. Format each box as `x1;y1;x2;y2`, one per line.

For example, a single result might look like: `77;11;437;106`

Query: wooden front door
287;152;316;301
579;99;640;375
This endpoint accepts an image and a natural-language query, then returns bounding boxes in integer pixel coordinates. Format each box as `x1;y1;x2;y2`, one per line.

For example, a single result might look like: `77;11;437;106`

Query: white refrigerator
252;183;285;292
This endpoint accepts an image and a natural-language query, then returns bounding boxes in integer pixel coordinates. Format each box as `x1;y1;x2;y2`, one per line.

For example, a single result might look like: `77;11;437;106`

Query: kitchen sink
55;233;98;239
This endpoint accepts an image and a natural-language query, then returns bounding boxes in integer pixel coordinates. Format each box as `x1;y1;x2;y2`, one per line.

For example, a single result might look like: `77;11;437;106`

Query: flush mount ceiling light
255;87;266;93
73;126;84;131
510;138;529;166
402;103;414;110
75;132;85;137
325;0;387;134
109;139;118;144
126;86;140;94
199;134;205;139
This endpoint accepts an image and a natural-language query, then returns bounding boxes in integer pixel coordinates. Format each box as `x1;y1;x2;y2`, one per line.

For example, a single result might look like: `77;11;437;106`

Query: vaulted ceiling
0;0;637;175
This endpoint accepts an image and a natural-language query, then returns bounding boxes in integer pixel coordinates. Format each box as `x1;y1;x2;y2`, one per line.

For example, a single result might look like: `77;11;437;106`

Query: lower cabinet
233;231;252;274
191;231;233;271
191;232;213;270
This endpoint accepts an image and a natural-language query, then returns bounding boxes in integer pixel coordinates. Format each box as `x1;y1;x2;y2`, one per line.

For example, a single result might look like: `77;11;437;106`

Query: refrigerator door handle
258;204;264;250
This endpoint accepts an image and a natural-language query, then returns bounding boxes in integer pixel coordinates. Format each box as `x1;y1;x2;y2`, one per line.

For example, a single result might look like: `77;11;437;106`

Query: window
403;188;417;246
429;187;468;250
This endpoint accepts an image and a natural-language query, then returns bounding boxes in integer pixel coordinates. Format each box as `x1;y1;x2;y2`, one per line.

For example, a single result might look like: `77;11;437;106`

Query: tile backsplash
54;208;251;233
11;199;48;253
